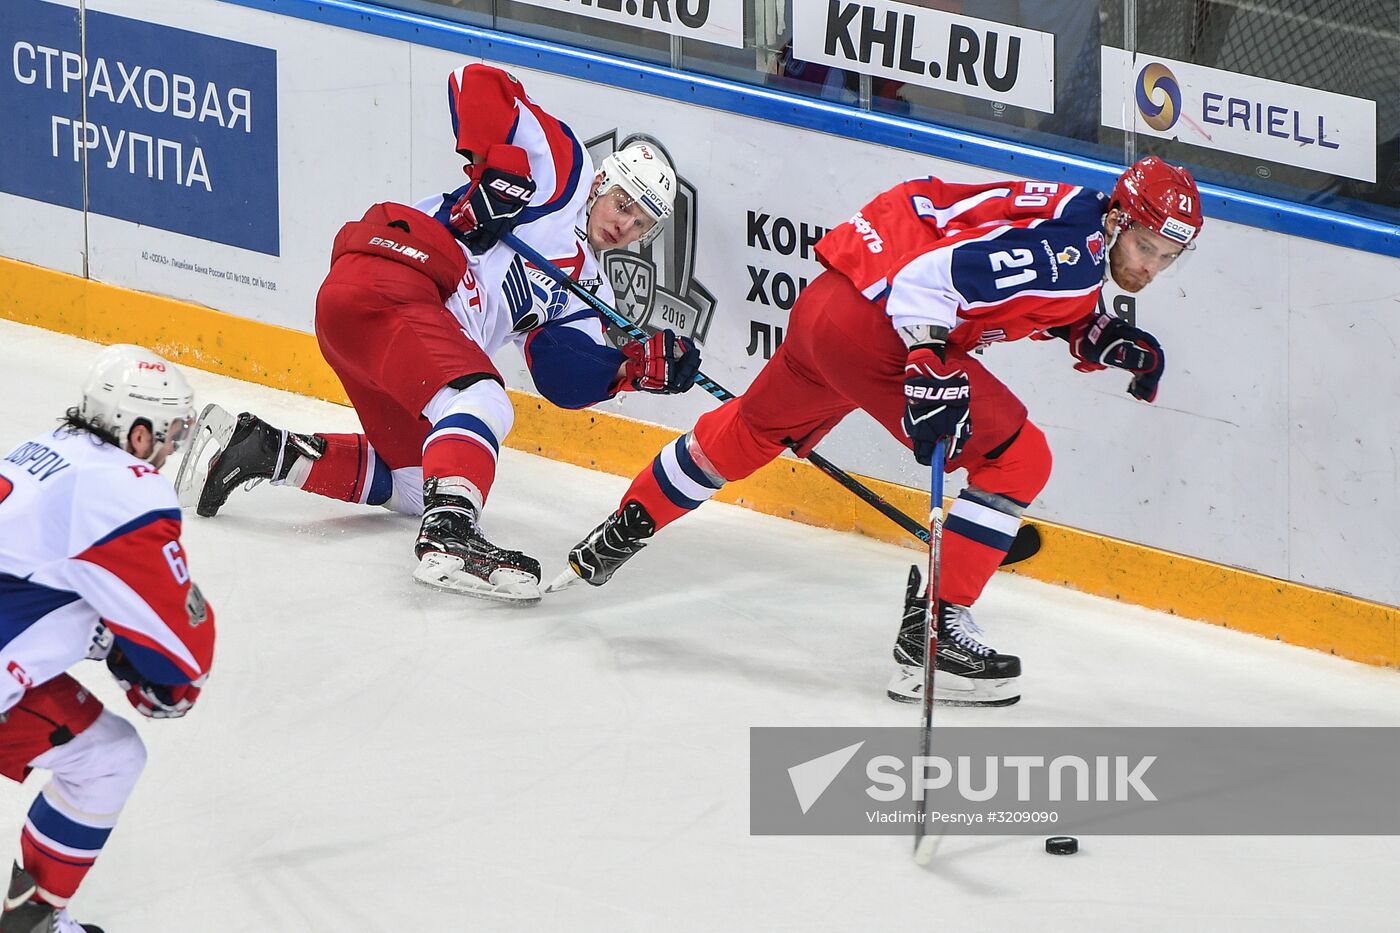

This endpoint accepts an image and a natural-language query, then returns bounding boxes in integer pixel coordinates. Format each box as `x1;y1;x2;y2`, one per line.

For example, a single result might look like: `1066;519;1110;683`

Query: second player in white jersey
180;63;703;606
0;345;215;933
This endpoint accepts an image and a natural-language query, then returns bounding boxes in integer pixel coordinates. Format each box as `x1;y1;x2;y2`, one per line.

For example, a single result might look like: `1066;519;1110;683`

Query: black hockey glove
445;143;536;254
903;340;971;464
1052;312;1165;403
107;647;204;720
620;329;702;394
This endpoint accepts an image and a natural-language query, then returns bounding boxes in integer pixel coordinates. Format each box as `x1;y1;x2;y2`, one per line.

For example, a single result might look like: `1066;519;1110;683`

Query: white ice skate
413;478;542;605
413;552;542;604
888;572;1022;707
171;403;238;509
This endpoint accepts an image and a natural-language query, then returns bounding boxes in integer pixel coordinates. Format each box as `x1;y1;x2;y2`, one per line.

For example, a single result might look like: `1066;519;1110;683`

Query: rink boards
0;0;1397;662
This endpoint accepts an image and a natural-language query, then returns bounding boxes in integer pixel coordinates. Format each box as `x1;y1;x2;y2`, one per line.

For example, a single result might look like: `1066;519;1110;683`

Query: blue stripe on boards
219;0;1400;258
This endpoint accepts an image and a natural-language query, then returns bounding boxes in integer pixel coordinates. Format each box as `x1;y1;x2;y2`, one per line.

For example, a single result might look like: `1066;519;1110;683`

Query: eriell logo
1135;62;1181;132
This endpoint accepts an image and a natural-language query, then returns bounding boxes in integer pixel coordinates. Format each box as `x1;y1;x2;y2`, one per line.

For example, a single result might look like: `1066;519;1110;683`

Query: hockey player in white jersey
182;64;701;604
0;345;215;933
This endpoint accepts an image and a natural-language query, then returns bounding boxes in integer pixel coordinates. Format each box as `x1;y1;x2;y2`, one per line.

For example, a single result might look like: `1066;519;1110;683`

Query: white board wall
3;0;1397;606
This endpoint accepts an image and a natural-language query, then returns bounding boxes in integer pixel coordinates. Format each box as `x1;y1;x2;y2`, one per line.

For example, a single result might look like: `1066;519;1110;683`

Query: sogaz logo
1135;62;1181;133
586;132;715;346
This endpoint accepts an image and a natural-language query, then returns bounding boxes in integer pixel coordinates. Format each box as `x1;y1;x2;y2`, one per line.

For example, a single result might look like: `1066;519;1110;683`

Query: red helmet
1110;156;1203;247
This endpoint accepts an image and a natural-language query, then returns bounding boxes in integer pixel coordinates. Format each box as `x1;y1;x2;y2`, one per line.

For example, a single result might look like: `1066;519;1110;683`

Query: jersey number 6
162;540;190;585
989;248;1037;289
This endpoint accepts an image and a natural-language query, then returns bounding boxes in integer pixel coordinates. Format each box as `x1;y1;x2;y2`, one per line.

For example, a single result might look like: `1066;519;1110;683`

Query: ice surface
2;320;1398;932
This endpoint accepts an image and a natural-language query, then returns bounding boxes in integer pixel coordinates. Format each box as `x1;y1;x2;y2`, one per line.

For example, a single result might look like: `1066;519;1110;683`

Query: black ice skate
177;405;325;517
887;565;1021;707
1;863;102;933
413;478;542;604
546;501;656;592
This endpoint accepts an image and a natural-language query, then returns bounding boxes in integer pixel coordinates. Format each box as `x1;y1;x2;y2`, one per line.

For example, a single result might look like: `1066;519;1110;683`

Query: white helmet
592;142;676;245
80;344;195;458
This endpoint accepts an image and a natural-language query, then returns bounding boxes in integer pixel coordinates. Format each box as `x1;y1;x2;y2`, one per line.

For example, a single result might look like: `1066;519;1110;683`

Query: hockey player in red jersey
558;156;1203;706
181;64;700;604
0;345;215;933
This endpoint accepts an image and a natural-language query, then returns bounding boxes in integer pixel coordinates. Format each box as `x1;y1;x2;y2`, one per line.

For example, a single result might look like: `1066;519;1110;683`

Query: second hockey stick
501;231;985;551
912;439;947;866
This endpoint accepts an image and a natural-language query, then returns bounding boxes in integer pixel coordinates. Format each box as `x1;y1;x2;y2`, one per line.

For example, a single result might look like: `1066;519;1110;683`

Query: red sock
621;460;695;532
300;434;393;506
422;436;497;506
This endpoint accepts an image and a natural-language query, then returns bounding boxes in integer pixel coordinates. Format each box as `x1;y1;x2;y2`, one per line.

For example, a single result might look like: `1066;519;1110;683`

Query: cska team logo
586;132;715;346
1086;231;1106;265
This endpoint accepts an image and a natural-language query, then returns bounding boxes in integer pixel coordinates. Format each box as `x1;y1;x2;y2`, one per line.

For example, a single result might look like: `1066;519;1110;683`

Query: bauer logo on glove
620;329;702;395
902;343;972;463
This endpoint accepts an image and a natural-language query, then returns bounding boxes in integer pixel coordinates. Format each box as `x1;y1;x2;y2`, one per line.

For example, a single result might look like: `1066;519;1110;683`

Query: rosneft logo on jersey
1135;62;1181;132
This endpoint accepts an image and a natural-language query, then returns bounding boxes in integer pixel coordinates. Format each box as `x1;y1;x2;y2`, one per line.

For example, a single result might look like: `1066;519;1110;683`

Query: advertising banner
792;0;1055;113
0;0;280;254
511;0;744;49
2;0;1398;608
1101;47;1377;182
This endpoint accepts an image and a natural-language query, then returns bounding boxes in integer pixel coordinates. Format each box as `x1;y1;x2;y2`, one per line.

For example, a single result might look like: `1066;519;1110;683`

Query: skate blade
886;690;1022;708
172;403;238;511
413;554;541;605
886;667;1021;707
542;567;584;594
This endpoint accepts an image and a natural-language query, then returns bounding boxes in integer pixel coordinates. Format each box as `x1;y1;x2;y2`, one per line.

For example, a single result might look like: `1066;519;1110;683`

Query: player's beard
1105;236;1148;293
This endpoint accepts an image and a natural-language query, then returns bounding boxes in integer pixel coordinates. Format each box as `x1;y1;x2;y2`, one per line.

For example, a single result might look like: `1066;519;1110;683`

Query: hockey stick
907;439;952;862
912;440;946;866
500;231;1029;556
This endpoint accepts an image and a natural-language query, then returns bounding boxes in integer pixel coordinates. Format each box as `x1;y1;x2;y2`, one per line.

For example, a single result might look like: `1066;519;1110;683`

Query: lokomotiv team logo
1135;62;1182;133
586;132;715;345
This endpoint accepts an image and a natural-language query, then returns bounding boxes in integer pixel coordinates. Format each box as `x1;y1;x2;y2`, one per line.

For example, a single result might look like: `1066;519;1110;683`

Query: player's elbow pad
526;332;626;410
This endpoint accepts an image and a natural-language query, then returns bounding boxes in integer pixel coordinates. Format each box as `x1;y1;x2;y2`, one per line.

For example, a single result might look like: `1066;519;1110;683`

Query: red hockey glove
1053;312;1165;403
445;144;536;254
903;342;971;464
106;648;205;720
620;329;702;394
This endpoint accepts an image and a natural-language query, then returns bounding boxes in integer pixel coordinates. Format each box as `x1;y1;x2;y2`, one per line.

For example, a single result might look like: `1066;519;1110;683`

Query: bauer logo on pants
750;727;1400;835
587;132;715;346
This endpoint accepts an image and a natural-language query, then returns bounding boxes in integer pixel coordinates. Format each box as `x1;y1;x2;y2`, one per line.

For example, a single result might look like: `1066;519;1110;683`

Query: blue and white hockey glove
903;341;971;464
106;647;205;720
1053;312;1166;403
620;330;701;394
445;144;536;254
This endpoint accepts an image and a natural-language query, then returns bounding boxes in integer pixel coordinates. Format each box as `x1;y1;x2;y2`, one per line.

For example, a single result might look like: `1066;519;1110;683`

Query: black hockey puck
1045;836;1078;855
